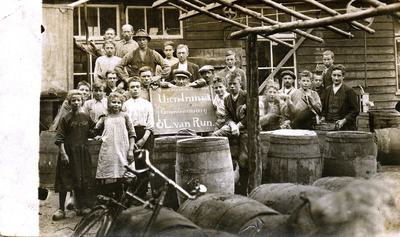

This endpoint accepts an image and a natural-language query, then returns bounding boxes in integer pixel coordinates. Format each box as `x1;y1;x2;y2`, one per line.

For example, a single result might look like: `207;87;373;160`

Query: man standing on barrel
320;64;359;130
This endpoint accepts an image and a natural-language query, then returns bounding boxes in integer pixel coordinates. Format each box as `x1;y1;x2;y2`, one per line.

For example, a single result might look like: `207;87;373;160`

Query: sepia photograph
2;0;400;236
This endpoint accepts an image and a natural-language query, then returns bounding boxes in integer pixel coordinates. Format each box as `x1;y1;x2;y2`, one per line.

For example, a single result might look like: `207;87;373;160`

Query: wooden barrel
266;129;322;184
152;135;197;210
312;177;358;192
369;110;400;130
374;128;400;165
313;130;328;158
260;131;273;183
249;183;331;214
88;139;102;178
178;193;291;236
323;131;377;178
109;205;200;236
39;131;59;188
176;137;234;205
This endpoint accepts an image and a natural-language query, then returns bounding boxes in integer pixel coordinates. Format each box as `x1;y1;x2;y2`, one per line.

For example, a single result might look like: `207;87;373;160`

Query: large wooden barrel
39;131;59;188
176;137;234;205
312;177;358;192
323;131;377;178
249;183;330;215
260;131;273;183
266;129;322;184
374;128;400;165
152;135;198;210
178;193;291;236
109;205;198;236
369;110;400;130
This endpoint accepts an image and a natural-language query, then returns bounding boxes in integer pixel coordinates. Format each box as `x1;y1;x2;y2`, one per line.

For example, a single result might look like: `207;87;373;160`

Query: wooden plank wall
295;3;399;110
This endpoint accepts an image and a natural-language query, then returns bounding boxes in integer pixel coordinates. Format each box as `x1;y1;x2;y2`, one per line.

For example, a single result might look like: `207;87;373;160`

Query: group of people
51;26;360;220
260;50;359;132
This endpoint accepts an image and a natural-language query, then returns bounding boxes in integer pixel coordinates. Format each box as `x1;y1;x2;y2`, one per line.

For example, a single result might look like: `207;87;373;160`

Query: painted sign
150;86;217;135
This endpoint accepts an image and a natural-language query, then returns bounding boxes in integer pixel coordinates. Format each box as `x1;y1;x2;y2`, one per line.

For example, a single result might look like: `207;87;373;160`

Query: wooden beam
260;0;354;38
246;33;262;194
230;2;400;39
216;0;324;43
304;0;375;33
361;0;400;18
176;0;294;47
258;29;313;94
168;2;188;13
152;0;171;8
179;2;224;20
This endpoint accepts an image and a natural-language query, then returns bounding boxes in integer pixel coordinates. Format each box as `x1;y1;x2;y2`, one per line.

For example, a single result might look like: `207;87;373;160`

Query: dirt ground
39;190;81;237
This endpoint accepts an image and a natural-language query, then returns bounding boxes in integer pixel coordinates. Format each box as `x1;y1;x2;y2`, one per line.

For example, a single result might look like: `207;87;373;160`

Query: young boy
213;76;248;195
83;80;108;123
259;81;288;131
211;76;231;135
94;41;122;80
312;73;325;99
322;50;335;88
288;70;322;129
104;70;125;96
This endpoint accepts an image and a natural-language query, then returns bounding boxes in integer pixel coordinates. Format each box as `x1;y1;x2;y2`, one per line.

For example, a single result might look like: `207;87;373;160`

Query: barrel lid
154;135;198;144
269;129;317;140
177;137;228;147
326;131;372;139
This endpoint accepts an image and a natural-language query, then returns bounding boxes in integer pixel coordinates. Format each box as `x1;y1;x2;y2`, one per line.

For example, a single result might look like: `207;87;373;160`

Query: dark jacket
321;83;359;130
322;65;334;88
167;61;201;82
224;90;247;128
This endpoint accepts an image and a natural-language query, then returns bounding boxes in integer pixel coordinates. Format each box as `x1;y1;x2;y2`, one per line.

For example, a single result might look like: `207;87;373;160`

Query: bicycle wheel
73;206;113;237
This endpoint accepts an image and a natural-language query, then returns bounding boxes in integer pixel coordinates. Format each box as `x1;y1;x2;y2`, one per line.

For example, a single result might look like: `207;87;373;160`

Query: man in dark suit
322;50;335;89
166;44;201;83
321;64;359;130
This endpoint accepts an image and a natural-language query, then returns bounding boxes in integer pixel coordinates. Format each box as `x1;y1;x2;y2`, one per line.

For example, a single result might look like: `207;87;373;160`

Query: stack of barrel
370;110;400;165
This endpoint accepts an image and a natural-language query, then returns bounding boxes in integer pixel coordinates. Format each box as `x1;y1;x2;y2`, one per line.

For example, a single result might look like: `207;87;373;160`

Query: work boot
52;209;65;221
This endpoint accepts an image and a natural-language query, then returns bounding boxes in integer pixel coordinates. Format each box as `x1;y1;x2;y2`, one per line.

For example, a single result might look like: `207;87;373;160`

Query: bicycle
72;149;206;237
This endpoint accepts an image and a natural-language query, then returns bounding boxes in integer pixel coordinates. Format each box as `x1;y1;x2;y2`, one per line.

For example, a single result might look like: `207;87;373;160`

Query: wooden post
84;3;90;82
246;33;261;194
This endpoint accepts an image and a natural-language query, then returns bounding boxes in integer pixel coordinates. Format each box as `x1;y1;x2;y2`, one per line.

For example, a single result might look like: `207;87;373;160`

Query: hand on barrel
336;118;346;129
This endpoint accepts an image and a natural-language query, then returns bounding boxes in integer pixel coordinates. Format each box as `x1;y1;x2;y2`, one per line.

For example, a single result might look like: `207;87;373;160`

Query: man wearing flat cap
199;65;215;85
115;29;171;84
161;69;206;88
278;70;296;96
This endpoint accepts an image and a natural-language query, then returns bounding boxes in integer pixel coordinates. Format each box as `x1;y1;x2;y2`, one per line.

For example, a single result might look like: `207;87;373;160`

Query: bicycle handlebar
132;149;197;200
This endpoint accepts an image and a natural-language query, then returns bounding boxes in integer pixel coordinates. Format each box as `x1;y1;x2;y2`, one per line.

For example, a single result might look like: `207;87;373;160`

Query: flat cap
280;70;296;79
199;65;214;73
173;69;192;78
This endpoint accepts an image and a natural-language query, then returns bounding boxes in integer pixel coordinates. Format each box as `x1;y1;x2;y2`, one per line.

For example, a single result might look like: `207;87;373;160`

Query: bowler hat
280;70;296;79
132;29;151;42
173;69;191;78
199;65;214;73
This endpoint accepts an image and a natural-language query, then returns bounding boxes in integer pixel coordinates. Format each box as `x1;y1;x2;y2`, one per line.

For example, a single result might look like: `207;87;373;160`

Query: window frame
73;4;120;40
257;38;298;89
125;6;183;39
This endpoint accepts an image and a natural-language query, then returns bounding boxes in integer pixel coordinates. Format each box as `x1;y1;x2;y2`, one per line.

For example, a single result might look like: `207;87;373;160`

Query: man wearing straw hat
115;29;171;83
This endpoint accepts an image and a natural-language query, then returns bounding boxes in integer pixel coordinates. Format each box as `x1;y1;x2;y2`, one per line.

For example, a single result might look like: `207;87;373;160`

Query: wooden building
40;0;400;129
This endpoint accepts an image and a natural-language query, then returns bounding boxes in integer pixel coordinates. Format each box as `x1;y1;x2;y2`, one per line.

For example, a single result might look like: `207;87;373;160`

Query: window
257;39;297;91
73;5;119;39
126;6;183;39
246;7;295;38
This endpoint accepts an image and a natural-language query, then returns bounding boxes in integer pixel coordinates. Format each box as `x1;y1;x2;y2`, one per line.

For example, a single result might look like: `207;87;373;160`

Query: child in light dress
94;92;136;197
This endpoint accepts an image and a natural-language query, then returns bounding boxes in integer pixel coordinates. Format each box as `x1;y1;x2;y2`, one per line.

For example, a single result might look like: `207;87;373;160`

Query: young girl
94;92;136;197
53;90;94;221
